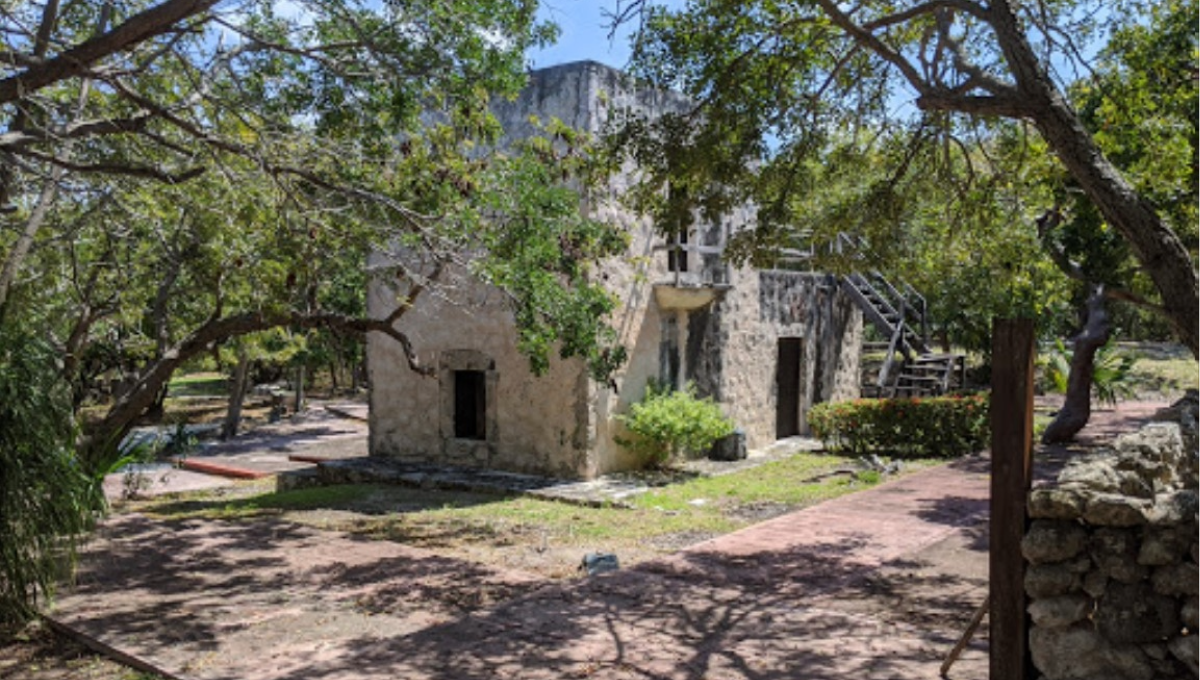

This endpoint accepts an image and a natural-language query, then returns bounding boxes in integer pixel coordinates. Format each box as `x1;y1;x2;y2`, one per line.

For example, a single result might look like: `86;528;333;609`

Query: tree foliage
609;0;1198;355
1;0;630;459
0;0;629;619
0;322;98;624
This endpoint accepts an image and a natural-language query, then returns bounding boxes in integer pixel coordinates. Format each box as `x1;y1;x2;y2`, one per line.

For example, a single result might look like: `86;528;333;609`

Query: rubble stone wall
1023;392;1199;680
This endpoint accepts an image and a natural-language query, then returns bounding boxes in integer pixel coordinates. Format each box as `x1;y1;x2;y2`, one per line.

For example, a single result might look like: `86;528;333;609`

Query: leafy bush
809;393;989;458
1039;338;1138;406
618;383;735;468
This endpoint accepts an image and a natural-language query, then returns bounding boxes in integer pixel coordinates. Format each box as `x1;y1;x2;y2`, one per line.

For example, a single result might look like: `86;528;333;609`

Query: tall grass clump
0;325;99;623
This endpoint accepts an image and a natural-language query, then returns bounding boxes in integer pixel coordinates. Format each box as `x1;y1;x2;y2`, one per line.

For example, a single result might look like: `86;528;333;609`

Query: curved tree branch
0;0;219;105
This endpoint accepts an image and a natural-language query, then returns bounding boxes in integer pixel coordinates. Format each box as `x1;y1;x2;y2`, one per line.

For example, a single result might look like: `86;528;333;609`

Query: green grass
140;452;945;565
167;372;228;398
1121;343;1198;400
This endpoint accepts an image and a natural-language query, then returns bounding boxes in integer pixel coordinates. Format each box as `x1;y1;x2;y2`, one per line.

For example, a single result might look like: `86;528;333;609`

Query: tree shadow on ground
51;461;993;680
282;530;989;680
53;513;545;676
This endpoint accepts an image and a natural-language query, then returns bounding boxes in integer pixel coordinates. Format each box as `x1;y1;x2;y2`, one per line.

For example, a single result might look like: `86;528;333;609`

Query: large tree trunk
989;0;1199;358
1042;285;1111;444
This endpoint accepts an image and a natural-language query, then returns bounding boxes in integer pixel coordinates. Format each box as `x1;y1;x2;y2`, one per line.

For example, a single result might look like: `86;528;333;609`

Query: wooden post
990;318;1035;680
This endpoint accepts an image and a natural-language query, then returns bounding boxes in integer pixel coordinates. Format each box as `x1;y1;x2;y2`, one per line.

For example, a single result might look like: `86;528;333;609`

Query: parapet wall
1023;392;1199;680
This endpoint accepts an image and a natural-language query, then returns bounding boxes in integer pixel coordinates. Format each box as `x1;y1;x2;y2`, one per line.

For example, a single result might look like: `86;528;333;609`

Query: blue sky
529;2;636;69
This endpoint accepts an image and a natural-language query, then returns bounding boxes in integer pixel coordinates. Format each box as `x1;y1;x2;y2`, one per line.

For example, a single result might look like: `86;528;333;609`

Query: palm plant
1042;337;1138;406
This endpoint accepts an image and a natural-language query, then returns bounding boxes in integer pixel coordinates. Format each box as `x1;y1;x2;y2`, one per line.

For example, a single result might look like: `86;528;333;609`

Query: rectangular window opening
454;370;487;440
667;228;690;273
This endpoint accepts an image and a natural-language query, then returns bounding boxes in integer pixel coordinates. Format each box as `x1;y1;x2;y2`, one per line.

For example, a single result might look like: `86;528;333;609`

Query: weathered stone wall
1023;392;1199;680
369;61;863;478
367;261;591;478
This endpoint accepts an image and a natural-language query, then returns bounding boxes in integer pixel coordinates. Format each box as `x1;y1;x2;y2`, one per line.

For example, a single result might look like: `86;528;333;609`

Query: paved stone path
53;457;992;680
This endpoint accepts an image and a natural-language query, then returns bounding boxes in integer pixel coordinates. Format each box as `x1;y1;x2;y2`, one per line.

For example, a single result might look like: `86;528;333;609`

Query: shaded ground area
47;459;994;680
102;404;368;501
8;397;1175;679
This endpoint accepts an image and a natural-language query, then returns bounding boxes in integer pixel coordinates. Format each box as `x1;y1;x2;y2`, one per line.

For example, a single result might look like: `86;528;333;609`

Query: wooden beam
989;318;1035;680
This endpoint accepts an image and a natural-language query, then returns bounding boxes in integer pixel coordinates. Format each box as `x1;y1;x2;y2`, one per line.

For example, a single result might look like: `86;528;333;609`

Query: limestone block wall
1023;393;1199;680
685;269;862;449
367;60;864;479
367;264;590;478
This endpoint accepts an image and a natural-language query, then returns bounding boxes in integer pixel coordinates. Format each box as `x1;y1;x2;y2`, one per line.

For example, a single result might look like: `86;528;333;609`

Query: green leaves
471;125;629;380
0;322;99;624
617;382;736;467
809;393;989;458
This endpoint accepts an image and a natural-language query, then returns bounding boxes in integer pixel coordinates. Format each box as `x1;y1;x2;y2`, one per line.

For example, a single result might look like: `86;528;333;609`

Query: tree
0;322;97;624
0;0;628;619
2;0;627;461
607;0;1198;355
1035;0;1197;441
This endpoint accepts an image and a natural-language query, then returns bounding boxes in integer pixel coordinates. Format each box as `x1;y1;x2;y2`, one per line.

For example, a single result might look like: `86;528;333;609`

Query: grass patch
137;451;945;577
167;372;229;398
1121;344;1198;400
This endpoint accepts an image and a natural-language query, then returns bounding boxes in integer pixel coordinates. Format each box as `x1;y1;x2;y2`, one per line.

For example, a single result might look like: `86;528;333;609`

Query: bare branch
0;113;152;149
915;90;1029;117
10;147;205;183
812;0;929;94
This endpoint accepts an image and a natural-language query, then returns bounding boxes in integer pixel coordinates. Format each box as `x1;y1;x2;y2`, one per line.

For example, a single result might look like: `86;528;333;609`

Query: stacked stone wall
1023;392;1199;680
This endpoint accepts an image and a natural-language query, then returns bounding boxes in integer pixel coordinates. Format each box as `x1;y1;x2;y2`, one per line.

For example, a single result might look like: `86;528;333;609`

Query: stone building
366;61;863;479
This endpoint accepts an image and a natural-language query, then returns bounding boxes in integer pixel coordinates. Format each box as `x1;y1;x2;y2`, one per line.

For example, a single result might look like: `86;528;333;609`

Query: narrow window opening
667;183;692;273
667;228;690;273
454;370;487;439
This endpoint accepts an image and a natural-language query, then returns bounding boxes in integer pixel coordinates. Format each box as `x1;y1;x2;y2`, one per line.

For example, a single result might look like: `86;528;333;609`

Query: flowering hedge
808;393;989;459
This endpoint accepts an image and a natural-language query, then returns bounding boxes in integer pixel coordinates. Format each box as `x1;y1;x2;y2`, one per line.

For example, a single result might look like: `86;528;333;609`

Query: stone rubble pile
1024;391;1199;680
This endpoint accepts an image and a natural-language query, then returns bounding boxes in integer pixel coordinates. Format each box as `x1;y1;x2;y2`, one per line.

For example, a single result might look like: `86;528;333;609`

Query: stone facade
368;61;862;479
1024;392;1199;680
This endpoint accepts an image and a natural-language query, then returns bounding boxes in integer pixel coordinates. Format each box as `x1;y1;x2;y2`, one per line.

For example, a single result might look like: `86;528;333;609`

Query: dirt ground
0;396;1179;679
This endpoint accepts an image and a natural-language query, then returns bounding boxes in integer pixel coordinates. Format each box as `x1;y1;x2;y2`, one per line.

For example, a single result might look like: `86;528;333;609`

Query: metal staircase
832;235;965;398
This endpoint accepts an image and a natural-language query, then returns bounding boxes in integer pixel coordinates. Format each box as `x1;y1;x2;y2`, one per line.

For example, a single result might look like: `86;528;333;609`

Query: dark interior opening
454;370;487;440
776;338;802;438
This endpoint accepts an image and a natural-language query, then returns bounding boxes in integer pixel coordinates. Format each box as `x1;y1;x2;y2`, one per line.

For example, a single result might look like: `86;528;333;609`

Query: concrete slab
102;467;236;502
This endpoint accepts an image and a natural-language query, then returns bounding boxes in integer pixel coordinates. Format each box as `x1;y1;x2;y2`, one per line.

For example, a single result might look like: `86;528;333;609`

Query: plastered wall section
366;263;590;478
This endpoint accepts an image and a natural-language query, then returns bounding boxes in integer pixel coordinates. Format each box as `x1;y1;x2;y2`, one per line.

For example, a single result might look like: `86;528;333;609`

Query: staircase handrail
877;300;907;390
900;281;929;345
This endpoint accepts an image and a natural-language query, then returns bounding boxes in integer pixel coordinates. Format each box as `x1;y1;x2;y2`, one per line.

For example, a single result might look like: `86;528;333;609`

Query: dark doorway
776;338;802;438
454;370;487;439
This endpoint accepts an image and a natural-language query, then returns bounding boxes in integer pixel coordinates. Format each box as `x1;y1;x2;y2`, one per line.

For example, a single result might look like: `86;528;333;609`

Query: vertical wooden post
990;318;1035;680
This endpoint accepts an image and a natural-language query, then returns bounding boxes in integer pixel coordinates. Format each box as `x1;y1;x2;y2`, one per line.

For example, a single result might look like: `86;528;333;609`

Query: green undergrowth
138;452;943;565
1120;344;1199;400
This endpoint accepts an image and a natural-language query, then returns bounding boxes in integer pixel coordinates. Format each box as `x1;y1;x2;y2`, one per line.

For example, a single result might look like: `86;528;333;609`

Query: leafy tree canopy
1;0;630;458
608;0;1198;354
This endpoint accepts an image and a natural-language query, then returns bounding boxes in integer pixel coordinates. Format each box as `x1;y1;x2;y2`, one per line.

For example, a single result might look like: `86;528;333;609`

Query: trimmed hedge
808;393;989;458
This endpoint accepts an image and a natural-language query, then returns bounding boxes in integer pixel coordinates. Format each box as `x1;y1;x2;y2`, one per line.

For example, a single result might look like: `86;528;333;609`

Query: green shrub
618;382;735;468
1039;338;1138;406
809;393;989;458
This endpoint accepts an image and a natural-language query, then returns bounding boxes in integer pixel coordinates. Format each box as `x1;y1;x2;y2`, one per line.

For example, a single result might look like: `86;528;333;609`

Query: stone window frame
439;349;498;444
